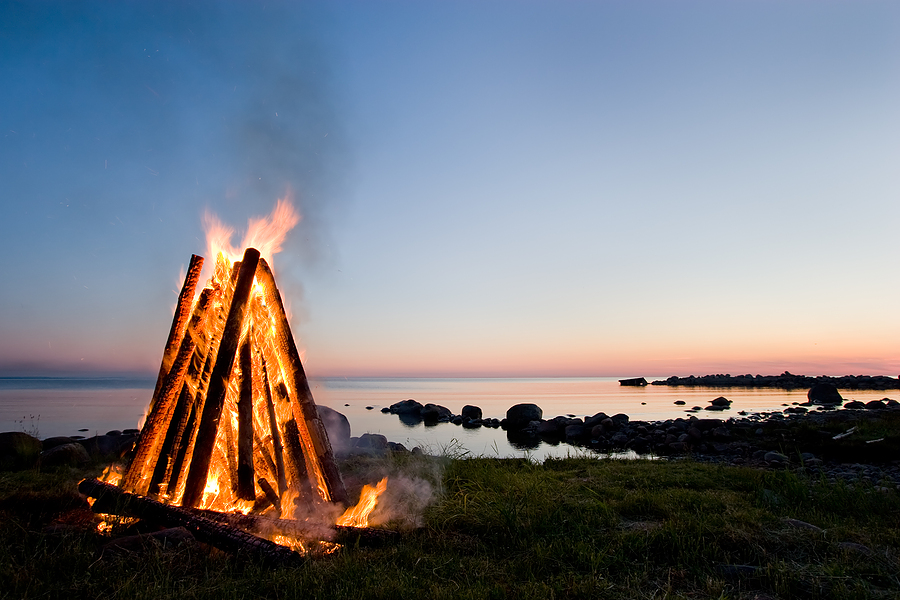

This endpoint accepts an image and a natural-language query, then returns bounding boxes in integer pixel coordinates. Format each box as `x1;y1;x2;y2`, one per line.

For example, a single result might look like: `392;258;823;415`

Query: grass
1;456;898;599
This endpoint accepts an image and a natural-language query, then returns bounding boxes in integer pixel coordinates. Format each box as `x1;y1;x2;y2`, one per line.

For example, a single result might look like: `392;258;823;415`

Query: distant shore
651;372;900;390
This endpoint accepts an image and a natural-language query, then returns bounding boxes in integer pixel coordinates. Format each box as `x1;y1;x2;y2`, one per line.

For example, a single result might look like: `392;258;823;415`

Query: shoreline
651;372;900;390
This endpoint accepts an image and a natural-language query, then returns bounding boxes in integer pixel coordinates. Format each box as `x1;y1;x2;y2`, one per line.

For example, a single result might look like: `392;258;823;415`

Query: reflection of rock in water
398;412;423;427
506;428;540;450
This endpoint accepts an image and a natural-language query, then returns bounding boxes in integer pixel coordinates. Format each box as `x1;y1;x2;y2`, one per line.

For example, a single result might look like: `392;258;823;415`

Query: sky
0;0;898;379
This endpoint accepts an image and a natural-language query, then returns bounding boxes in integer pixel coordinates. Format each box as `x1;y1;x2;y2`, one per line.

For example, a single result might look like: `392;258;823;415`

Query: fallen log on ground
78;478;303;567
188;507;401;547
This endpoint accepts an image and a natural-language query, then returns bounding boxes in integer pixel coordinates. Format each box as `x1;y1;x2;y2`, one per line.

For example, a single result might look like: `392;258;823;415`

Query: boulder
710;396;731;407
537;420;563;436
78;434;136;458
461;405;482;420
420;403;452;422
865;399;887;410
564;424;587;441
317;406;352;455
41;436;76;451
355;433;388;450
0;431;42;470
583;412;609;428
505;403;542;429
610;413;629;426
389;399;424;414
764;451;789;464
808;383;843;405
41;442;90;467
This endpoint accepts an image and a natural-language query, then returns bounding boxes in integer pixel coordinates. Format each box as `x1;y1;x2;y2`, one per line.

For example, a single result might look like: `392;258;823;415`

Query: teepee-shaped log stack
121;248;349;513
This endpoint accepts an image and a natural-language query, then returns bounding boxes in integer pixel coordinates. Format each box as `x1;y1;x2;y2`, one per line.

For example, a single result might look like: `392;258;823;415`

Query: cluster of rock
653;372;900;390
0;429;139;470
381;399;502;429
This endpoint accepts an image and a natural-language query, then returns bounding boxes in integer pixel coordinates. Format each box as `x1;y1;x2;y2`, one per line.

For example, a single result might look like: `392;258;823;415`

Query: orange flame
202;194;300;266
336;477;388;528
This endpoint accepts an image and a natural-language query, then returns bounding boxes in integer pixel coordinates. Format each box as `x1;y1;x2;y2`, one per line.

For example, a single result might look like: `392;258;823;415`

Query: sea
1;377;894;460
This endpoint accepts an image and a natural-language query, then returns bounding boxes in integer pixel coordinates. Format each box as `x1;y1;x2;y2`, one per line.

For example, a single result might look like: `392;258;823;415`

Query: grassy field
1;454;898;599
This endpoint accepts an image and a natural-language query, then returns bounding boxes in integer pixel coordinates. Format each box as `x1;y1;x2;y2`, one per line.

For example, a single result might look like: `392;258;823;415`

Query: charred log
79;478;303;567
189;508;400;547
237;334;254;501
182;248;261;508
151;254;204;407
256;258;349;506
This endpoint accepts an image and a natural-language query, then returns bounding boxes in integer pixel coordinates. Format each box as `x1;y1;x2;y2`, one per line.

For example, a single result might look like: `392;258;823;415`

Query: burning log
189;508;400;548
123;288;214;496
256;258;349;506
257;347;288;496
182;248;261;508
79;478;303;567
151;254;204;407
237;334;254;501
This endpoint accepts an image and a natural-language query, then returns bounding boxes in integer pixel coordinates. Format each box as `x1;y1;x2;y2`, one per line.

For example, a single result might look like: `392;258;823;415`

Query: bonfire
80;200;391;564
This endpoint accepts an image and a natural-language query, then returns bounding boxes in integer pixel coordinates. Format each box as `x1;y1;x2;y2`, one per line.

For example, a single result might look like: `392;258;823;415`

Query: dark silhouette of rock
865;399;887;410
389;399;424;414
808;383;843;405
461;405;482;420
0;431;41;470
41;442;90;467
710;396;731;407
610;413;629;426
583;412;609;428
420;403;452;422
505;403;542;429
41;436;76;451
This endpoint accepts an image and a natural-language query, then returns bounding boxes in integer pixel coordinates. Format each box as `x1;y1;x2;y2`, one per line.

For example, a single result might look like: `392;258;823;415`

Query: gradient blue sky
1;1;898;378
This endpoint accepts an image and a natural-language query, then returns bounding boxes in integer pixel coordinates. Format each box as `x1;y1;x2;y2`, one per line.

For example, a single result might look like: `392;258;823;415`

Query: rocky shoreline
4;385;900;494
373;390;900;489
651;371;900;390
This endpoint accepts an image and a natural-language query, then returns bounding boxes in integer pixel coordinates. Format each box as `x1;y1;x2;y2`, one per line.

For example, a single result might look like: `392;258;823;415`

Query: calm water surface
1;377;894;460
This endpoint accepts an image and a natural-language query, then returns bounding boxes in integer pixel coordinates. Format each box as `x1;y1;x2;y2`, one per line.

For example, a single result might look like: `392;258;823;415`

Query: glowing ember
336;478;388;528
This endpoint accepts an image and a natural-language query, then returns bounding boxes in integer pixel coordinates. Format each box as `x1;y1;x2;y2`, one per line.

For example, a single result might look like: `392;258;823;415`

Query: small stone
764;451;788;464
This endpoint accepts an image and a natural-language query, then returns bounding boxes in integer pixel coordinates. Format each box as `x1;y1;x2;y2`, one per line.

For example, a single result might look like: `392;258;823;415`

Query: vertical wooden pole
256;259;349;506
181;248;261;508
151;255;204;408
257;348;288;496
237;333;255;501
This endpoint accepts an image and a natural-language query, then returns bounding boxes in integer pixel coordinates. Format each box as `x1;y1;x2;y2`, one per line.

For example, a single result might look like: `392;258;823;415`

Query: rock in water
505;403;543;429
461;405;482;420
0;432;42;470
420;403;452;422
808;383;843;405
389;399;424;414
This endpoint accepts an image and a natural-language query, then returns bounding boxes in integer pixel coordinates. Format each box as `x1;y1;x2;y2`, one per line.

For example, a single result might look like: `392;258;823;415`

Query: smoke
368;473;438;529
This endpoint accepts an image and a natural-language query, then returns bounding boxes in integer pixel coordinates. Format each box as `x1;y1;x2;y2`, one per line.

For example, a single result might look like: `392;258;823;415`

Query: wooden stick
123;289;213;496
181;248;261;508
150;255;204;409
237;333;255;501
257;478;281;516
255;258;349;506
258;348;288;496
283;416;315;508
